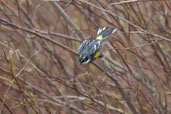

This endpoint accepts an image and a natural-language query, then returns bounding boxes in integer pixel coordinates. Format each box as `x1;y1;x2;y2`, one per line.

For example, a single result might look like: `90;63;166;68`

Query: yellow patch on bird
80;54;82;58
94;52;100;58
96;35;103;40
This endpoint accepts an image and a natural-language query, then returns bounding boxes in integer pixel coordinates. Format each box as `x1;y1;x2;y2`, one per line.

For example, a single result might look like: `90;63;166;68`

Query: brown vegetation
0;0;171;114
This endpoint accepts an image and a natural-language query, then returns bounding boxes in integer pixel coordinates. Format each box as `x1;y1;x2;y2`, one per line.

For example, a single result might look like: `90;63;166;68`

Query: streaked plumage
78;27;118;64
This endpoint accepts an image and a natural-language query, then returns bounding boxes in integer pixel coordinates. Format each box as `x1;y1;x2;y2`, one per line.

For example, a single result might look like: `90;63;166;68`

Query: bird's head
79;54;91;64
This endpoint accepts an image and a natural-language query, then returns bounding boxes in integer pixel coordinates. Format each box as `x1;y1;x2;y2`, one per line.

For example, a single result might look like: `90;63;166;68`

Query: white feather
97;28;102;35
102;27;106;31
82;59;91;64
97;28;100;34
112;28;118;34
100;28;102;32
93;44;96;52
97;41;100;47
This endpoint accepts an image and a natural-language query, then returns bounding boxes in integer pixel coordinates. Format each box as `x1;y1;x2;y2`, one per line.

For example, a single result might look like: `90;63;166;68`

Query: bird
78;27;118;64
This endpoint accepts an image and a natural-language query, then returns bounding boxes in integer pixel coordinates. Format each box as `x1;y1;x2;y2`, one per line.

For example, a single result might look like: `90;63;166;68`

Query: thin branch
50;1;86;40
78;0;171;42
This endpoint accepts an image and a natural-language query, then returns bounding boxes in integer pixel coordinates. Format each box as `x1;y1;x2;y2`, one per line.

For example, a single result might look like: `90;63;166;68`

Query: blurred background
0;0;171;114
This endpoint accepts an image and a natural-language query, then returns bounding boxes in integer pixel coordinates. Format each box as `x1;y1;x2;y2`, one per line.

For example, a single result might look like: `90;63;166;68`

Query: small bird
78;27;118;64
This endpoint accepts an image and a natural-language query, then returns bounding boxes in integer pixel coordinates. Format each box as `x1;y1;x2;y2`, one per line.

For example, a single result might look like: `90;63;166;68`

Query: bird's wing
87;40;100;55
78;36;94;55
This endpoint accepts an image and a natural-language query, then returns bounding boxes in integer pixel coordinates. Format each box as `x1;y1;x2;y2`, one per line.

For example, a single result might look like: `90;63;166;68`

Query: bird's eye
83;57;88;62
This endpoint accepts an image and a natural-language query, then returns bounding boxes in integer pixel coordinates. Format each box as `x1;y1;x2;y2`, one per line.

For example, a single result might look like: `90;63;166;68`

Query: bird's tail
96;27;118;41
